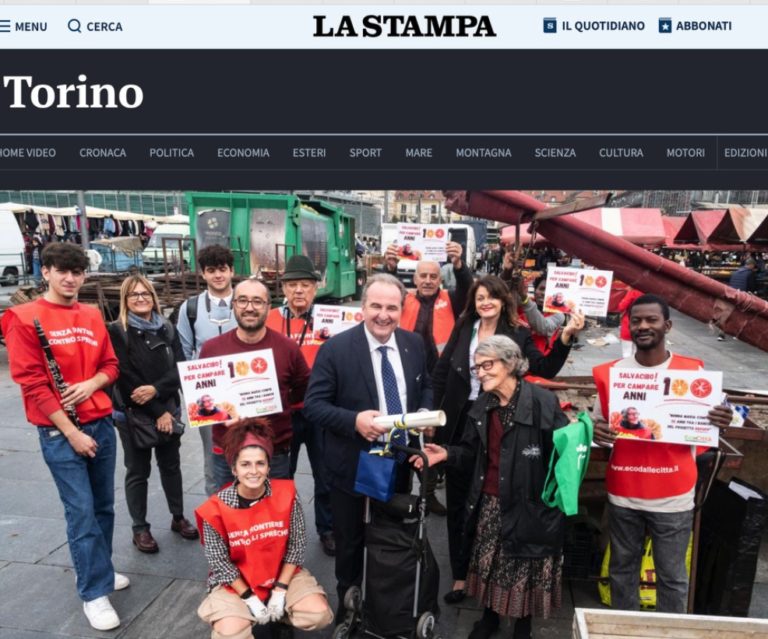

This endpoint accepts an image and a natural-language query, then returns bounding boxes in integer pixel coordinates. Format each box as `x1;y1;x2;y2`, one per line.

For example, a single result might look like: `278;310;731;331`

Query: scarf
127;310;166;333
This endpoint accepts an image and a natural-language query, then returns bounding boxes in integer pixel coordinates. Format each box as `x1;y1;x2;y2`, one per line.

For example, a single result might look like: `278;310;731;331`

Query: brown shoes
171;517;200;540
132;530;159;553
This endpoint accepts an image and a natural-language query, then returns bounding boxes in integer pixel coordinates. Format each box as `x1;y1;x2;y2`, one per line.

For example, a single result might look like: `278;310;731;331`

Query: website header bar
0;5;762;49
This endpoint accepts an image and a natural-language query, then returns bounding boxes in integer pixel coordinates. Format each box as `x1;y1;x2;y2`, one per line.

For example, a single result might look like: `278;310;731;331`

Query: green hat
282;255;320;281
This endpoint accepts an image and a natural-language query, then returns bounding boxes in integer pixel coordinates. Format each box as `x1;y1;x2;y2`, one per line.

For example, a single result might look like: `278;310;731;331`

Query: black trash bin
694;477;768;616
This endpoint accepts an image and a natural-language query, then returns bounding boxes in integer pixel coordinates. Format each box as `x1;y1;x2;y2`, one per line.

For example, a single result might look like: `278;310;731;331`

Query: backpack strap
186;293;200;349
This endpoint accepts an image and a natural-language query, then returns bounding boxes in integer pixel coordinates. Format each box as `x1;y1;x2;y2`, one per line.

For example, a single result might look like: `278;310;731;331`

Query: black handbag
125;403;184;449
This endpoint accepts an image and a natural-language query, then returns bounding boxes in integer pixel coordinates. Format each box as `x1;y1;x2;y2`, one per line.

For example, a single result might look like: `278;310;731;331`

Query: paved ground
0;300;766;639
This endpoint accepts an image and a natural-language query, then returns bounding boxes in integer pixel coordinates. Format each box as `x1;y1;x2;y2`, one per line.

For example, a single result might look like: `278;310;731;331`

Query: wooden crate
572;608;768;638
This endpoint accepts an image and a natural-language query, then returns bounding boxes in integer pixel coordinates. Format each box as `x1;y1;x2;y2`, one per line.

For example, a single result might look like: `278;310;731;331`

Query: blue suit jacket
303;323;433;493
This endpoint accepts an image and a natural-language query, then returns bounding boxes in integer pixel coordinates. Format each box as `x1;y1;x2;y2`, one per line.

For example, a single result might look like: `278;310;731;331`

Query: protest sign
178;349;283;428
543;266;613;316
396;223;449;262
311;304;362;339
608;367;722;446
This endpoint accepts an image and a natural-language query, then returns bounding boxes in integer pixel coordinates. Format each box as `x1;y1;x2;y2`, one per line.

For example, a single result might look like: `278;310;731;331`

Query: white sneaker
83;596;120;631
114;572;130;591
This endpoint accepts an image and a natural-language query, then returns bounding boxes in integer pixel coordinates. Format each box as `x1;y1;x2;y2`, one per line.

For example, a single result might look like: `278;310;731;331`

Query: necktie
378;346;407;462
219;299;228;308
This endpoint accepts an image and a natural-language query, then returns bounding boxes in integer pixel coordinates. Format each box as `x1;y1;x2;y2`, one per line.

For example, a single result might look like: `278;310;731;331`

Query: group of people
2;237;734;639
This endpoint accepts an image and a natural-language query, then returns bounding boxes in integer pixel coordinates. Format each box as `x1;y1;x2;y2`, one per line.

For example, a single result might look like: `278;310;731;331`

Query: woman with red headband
195;418;333;639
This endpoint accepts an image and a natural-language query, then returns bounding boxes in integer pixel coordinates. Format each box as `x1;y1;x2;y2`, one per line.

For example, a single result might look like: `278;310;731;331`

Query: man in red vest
592;293;732;613
384;241;472;372
265;255;335;557
384;240;472;514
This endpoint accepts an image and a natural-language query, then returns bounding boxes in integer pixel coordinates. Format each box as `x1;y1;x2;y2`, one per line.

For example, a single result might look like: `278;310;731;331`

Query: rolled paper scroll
372;410;446;430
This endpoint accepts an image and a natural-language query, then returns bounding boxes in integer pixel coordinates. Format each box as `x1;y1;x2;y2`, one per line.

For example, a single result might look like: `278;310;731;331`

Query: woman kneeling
196;418;334;639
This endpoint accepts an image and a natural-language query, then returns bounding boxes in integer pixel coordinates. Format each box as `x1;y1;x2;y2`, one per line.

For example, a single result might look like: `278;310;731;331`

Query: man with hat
266;255;336;557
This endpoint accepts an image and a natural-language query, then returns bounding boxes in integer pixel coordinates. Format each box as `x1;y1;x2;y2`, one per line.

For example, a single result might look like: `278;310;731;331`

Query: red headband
227;432;273;467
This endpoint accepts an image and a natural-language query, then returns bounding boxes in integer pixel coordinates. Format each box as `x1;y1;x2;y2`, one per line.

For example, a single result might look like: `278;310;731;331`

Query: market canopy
661;216;689;248
0;201;185;223
571;208;666;246
501;207;667;247
499;224;548;246
673;208;768;250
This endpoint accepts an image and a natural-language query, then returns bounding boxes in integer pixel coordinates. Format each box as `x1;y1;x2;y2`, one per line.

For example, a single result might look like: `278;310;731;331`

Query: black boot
269;622;294;639
468;608;499;639
512;615;532;639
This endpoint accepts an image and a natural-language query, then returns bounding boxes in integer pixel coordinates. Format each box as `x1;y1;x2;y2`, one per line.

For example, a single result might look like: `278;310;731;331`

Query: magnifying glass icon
68;18;82;33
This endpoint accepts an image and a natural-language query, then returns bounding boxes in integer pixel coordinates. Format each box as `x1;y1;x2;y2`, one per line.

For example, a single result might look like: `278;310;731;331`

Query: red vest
266;307;321;369
400;290;454;355
196;479;296;601
593;354;704;501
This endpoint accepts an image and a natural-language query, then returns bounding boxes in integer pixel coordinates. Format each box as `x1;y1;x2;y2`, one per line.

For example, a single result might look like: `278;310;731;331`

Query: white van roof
153;223;190;235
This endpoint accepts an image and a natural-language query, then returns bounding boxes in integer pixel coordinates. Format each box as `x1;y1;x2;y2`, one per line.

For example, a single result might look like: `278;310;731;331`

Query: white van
0;211;26;286
380;222;477;288
141;223;191;273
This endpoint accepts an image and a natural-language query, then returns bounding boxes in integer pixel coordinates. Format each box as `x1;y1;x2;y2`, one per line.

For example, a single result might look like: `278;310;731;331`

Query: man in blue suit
303;273;433;618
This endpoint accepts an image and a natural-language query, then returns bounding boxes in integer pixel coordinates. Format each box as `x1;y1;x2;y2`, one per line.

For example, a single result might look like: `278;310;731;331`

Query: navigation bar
3;135;768;189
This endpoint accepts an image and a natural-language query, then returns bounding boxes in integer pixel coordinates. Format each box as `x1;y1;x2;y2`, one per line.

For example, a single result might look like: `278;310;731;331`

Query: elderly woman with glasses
108;274;198;554
432;275;583;606
421;335;569;639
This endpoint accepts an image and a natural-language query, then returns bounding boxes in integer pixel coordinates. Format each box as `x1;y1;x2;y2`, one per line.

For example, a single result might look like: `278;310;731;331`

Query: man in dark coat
303;273;433;621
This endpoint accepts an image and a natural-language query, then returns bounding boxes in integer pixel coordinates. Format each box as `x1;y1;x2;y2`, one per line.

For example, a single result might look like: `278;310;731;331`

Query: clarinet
33;318;82;430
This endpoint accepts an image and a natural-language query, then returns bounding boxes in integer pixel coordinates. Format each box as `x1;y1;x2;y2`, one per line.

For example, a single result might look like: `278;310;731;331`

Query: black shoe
320;531;336;557
270;622;294;639
468;609;499;639
512;616;532;639
427;494;447;516
443;589;466;604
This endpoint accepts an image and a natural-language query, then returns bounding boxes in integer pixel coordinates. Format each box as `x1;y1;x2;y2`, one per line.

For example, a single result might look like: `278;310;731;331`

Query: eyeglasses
469;359;500;375
234;297;268;309
127;291;152;300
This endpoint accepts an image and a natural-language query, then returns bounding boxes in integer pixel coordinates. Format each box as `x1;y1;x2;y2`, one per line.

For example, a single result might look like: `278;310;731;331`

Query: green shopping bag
541;411;593;516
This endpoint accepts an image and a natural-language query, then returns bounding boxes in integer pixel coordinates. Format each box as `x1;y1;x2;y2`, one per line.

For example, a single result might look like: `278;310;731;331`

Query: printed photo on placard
608;367;723;446
396;223;449;262
311;304;362;339
543;266;613;316
178;349;283;428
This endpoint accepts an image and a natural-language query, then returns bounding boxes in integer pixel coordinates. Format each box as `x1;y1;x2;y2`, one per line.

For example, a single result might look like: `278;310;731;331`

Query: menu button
16;22;47;32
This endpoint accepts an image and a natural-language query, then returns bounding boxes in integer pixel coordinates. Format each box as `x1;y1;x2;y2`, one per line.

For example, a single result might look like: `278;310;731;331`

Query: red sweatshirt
2;298;119;426
199;327;310;449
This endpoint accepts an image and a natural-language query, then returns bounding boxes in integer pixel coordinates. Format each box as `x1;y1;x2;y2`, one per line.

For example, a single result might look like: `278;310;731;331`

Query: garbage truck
186;191;361;301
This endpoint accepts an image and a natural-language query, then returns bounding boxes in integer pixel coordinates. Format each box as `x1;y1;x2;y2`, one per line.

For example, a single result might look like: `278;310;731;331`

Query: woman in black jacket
432;275;582;604
422;335;569;639
108;274;198;554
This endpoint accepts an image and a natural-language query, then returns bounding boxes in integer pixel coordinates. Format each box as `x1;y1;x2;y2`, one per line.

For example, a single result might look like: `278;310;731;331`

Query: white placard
543;266;613;316
608;368;722;446
311;304;363;339
396;223;449;262
178;349;283;428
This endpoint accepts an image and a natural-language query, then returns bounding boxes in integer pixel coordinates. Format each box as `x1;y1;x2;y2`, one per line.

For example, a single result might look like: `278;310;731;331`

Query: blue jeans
38;418;117;602
212;450;290;491
608;503;693;613
289;411;333;536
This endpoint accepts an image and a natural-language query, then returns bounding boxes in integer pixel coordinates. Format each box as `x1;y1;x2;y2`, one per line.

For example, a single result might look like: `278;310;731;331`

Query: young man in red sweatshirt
2;243;128;632
592;293;732;613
